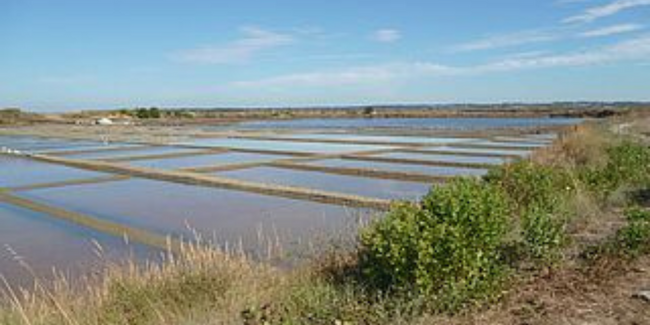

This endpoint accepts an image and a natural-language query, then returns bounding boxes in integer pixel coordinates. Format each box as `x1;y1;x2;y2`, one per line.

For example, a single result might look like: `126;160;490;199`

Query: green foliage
0;108;25;124
134;107;162;119
583;207;650;261
521;206;566;262
170;110;195;118
487;161;572;263
117;108;132;116
360;178;510;312
362;107;375;116
581;141;650;199
615;207;650;258
486;160;574;210
244;281;395;325
0;108;22;115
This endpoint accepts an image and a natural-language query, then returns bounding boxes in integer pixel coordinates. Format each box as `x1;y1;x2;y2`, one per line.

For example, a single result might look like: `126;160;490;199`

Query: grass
2;118;650;324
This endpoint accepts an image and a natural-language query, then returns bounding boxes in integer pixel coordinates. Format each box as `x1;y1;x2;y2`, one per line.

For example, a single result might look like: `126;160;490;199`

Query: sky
1;0;650;111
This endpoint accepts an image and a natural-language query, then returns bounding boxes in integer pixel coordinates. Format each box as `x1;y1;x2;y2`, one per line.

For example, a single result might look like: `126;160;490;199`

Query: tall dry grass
0;239;286;325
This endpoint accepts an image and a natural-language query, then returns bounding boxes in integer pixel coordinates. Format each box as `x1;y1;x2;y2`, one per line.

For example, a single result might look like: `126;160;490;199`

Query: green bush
583;207;650;261
615;207;650;258
134;107;162;119
521;205;566;262
360;178;510;312
486;161;572;263
485;160;574;211
581;141;650;199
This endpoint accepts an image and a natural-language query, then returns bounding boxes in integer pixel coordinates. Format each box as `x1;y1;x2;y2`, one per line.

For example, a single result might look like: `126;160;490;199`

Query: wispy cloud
231;63;457;88
451;29;558;52
564;0;650;24
579;23;644;37
171;26;293;64
372;29;402;43
232;34;650;89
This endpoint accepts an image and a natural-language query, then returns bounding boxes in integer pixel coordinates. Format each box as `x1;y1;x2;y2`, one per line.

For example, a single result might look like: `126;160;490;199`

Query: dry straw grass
0;239;285;325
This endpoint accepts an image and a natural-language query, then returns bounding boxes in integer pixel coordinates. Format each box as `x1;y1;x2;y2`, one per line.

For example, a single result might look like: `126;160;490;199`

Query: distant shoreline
3;103;646;127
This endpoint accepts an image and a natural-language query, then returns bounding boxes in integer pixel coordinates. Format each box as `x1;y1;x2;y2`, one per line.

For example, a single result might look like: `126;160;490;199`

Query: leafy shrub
521;205;567;262
583;207;650;261
615;207;650;257
360;178;510;312
581;141;650;199
486;161;572;263
134;107;162;119
485;160;574;211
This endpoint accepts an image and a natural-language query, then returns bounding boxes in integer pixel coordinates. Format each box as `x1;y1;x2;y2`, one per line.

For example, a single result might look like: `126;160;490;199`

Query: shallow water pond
420;146;532;157
20;179;374;254
178;138;390;154
216;166;431;200
0;155;108;188
64;145;198;160
374;151;509;165
0;137;105;152
462;140;548;148
232;117;582;130
309;158;489;177
130;152;291;170
273;133;476;145
0;203;157;287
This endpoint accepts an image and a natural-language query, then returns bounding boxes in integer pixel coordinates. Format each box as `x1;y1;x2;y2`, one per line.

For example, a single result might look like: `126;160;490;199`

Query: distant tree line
117;107;195;119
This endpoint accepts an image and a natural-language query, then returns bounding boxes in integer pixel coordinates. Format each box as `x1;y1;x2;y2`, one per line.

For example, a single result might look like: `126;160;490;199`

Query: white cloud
172;26;293;64
231;34;650;89
579;23;644;37
564;0;650;24
231;63;456;88
451;30;558;52
372;29;402;43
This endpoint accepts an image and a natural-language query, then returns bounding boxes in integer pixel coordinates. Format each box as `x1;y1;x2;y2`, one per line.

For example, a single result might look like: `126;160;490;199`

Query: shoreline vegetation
2;103;646;126
1;111;650;324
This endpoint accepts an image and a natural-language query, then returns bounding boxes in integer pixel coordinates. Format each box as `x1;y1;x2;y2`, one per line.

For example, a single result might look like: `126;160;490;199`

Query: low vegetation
2;119;650;324
0;108;38;125
360;179;511;312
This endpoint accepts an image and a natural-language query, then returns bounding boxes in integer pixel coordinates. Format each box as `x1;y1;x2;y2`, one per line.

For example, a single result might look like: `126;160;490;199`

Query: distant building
95;117;114;125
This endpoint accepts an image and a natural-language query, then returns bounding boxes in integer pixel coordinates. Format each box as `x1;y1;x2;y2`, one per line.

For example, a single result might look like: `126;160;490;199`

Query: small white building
95;117;114;125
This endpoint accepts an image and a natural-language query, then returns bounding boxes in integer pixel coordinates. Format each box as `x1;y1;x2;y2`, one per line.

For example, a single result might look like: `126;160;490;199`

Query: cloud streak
372;29;402;43
232;34;650;89
579;23;644;37
451;29;559;52
171;27;293;64
564;0;650;23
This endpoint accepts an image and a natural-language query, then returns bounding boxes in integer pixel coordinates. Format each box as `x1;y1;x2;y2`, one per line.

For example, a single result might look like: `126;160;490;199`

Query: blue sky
1;0;649;111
